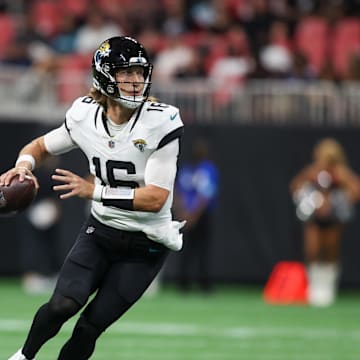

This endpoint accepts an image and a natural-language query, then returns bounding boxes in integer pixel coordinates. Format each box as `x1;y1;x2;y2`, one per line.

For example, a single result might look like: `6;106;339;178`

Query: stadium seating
61;0;89;17
30;0;62;38
295;16;329;74
330;18;360;78
0;13;15;59
56;53;92;103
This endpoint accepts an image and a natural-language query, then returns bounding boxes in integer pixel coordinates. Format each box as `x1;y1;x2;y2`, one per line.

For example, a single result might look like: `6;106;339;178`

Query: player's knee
48;294;81;320
75;315;103;341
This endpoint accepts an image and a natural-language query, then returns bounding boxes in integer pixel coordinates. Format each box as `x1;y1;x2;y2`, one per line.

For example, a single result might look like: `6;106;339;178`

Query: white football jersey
64;96;184;231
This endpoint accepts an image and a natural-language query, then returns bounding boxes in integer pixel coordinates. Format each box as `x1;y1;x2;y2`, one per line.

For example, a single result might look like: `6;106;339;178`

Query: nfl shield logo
108;140;115;148
86;226;95;234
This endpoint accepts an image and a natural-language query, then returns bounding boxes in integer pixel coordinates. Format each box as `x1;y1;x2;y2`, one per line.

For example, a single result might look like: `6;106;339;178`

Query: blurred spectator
209;45;252;82
347;52;360;81
287;51;316;80
29;0;62;39
209;0;233;33
137;28;167;62
1;0;359;85
153;35;194;80
259;43;292;77
175;44;207;78
17;156;63;294
1;11;60;102
256;20;293;78
290;138;360;306
240;0;277;57
1;11;53;67
174;138;219;293
125;0;163;35
51;14;78;54
318;57;340;82
268;20;293;51
0;3;16;61
161;0;187;36
209;24;251;75
74;5;123;54
187;0;217;30
205;26;252;106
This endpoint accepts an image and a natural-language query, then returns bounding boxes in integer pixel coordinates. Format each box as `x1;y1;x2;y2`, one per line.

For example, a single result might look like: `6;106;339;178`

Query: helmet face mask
92;36;153;109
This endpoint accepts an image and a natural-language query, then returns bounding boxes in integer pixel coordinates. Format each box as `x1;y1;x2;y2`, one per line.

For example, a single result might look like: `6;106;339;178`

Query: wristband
102;186;135;200
103;198;134;210
15;154;36;170
101;186;135;210
92;184;104;202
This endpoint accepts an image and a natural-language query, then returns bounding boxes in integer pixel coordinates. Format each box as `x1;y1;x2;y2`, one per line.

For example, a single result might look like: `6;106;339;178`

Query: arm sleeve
43;123;78;155
145;139;180;191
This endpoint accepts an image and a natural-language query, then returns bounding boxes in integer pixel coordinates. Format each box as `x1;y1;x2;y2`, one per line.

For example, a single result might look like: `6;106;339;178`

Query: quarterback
1;36;185;360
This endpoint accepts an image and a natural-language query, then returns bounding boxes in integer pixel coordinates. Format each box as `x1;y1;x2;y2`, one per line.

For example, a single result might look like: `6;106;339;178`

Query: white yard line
0;318;360;340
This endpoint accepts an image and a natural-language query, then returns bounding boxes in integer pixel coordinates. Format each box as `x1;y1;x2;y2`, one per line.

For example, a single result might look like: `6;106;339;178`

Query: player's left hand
52;168;95;200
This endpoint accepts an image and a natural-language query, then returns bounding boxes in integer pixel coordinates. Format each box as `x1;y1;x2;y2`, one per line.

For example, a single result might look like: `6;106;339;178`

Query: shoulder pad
66;96;98;123
141;102;184;149
143;102;182;128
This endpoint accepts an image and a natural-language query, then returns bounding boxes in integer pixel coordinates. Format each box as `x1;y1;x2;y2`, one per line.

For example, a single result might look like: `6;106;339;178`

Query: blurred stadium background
1;0;360;359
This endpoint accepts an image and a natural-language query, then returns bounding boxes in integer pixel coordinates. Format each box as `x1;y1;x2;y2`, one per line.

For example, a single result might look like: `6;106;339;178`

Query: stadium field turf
0;279;360;359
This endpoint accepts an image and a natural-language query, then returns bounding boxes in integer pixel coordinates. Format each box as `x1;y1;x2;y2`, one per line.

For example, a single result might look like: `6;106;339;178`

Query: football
0;175;37;215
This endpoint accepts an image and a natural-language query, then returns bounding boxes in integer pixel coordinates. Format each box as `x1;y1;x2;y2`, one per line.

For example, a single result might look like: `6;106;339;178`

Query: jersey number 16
92;157;139;188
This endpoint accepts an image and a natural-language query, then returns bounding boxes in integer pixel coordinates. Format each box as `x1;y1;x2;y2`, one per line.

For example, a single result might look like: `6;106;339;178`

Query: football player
2;36;185;360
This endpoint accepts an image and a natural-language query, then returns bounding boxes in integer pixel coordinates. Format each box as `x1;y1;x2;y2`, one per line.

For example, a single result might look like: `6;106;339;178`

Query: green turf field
1;279;360;359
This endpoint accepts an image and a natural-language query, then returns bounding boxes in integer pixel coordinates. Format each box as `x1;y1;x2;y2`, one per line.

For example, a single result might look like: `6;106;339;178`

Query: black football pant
22;215;168;359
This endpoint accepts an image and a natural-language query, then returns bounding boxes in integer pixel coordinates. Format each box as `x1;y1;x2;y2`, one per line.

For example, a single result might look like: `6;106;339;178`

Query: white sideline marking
0;319;360;339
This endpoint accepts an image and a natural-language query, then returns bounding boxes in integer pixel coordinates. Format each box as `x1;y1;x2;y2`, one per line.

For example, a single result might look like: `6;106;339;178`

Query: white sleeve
44;124;78;155
144;139;179;191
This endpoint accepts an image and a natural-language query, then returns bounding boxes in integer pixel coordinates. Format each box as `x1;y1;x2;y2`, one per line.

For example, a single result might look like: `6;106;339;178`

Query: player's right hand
0;166;39;189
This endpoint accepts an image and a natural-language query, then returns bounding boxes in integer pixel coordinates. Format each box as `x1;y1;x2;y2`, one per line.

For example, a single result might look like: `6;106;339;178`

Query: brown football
0;175;37;214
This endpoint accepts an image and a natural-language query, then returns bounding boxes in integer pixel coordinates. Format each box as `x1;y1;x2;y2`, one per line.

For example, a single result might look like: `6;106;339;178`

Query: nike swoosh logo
170;113;178;121
149;248;160;253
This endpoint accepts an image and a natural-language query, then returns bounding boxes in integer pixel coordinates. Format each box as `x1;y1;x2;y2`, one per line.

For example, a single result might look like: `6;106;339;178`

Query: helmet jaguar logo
133;139;147;152
94;41;112;76
94;41;111;71
98;40;111;55
0;191;7;208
